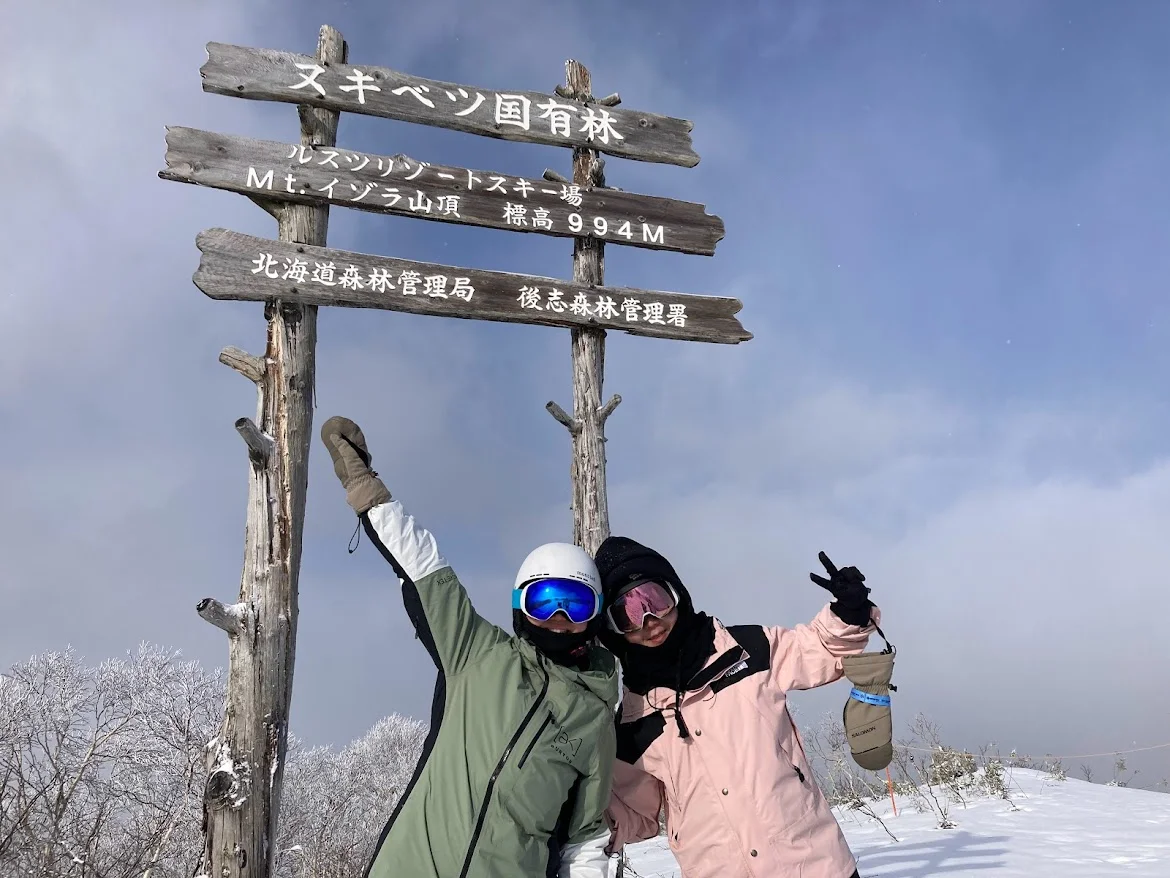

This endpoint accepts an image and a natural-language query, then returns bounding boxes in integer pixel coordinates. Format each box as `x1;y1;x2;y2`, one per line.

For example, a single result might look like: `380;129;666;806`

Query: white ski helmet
513;542;602;595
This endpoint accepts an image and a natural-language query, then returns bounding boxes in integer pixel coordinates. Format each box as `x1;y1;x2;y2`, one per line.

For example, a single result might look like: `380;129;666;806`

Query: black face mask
606;604;716;695
513;611;593;670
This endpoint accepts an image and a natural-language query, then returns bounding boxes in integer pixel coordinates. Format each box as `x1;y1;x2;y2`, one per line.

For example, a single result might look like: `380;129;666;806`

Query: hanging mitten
840;638;896;771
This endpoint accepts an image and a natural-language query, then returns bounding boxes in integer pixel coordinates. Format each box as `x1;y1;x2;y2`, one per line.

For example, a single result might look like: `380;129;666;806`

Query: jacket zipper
458;663;551;878
516;713;553;772
794;764;805;783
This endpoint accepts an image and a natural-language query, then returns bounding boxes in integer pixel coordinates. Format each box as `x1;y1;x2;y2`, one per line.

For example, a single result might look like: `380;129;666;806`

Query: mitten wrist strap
871;622;894;655
849;688;892;707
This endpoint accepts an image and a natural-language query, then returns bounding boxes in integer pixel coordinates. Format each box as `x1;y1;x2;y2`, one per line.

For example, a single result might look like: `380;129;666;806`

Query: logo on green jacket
550;726;583;762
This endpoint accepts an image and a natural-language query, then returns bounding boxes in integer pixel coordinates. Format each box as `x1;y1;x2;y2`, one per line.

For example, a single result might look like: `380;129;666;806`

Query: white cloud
583;359;1170;782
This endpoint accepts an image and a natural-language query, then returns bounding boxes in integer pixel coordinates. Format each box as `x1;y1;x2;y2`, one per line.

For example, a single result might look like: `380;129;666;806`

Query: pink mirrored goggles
606;580;679;634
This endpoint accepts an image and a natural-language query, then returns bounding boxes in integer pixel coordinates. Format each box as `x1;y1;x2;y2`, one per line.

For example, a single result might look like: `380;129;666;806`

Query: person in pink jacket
595;536;878;878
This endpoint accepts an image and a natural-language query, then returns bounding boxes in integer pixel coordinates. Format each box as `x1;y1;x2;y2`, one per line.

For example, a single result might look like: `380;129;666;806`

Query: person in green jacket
320;416;619;878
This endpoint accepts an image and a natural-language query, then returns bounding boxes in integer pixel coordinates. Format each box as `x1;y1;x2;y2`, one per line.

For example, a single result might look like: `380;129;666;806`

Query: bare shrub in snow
802;711;1031;831
801;712;899;841
1107;754;1137;788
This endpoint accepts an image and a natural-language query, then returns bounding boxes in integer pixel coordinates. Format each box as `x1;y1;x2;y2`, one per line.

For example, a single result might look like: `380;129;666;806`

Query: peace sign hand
810;551;874;628
810;551;866;595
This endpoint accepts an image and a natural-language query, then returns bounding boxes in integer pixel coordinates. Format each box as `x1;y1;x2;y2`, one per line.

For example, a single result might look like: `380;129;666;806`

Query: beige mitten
840;636;896;771
319;416;391;515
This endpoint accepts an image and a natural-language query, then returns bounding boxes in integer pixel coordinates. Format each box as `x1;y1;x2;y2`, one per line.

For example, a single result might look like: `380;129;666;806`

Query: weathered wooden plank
200;42;700;167
193;228;752;345
160;127;724;255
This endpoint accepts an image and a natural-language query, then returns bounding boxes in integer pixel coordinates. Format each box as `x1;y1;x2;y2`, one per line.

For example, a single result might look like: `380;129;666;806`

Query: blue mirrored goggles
513;577;601;625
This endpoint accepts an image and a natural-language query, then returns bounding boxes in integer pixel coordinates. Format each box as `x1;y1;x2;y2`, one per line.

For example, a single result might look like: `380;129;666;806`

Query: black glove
810;551;874;628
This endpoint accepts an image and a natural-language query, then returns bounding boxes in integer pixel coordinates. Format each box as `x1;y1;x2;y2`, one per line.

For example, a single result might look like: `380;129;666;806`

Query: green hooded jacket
359;499;618;878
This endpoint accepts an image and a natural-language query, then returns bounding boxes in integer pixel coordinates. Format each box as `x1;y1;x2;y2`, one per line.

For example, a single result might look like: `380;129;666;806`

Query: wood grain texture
200;41;700;167
192;228;752;345
219;345;265;383
195;24;344;878
160;126;724;255
234;416;273;462
566;61;611;556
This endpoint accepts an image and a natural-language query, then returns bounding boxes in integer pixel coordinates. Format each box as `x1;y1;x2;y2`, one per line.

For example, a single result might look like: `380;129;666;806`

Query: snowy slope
624;769;1170;877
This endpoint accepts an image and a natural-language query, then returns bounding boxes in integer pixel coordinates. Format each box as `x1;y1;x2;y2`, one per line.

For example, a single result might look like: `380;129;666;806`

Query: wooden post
194;24;345;878
547;60;621;557
164;31;745;878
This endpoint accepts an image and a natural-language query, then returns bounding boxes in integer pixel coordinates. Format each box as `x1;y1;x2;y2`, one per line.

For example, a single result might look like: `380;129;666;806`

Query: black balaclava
513;610;601;671
594;536;717;736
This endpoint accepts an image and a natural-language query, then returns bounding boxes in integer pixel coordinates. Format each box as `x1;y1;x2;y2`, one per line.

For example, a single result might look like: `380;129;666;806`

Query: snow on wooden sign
161;127;725;255
200;42;701;167
193;228;751;345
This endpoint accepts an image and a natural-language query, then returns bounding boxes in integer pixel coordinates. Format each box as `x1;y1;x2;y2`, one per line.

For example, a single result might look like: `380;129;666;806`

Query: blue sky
3;0;1169;786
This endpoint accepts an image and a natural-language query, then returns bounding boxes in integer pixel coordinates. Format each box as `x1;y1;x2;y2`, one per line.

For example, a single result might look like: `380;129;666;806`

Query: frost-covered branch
1;644;431;878
0;645;224;877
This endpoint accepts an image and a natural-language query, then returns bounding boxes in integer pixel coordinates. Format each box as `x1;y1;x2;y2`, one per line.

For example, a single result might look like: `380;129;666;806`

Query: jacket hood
593;535;696;614
593;536;715;699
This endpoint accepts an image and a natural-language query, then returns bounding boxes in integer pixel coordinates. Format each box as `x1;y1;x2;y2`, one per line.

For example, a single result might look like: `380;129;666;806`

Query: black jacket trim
709;625;769;693
360;513;447;878
545;774;583;877
615;711;666;764
685;645;747;691
360;513;444;671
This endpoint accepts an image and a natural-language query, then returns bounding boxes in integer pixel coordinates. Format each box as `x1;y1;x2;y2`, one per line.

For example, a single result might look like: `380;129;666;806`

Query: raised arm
362;499;506;675
320;416;506;676
766;602;880;691
767;551;881;691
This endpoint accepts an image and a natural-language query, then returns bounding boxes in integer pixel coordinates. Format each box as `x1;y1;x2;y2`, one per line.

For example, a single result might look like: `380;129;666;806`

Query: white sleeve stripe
366;500;448;582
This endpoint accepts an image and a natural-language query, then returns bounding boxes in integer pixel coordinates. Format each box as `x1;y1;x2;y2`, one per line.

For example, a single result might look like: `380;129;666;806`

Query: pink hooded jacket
606;604;879;878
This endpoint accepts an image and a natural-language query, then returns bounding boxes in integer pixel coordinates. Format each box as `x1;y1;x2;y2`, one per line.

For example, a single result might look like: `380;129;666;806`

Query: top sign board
201;42;701;168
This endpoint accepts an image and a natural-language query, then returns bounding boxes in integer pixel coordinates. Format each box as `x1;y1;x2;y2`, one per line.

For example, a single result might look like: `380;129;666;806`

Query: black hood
593;536;696;615
593;536;715;703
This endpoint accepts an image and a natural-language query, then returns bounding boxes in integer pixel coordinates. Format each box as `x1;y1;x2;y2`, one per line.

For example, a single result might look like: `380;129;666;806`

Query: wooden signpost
162;127;725;254
193;229;748;343
162;24;750;878
199;41;701;166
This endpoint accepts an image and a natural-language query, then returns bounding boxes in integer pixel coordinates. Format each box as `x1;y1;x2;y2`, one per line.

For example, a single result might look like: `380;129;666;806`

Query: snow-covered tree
0;644;222;877
0;644;428;878
274;715;427;878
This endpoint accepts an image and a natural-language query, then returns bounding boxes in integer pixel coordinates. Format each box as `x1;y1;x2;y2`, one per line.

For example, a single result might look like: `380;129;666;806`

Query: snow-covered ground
624;769;1170;876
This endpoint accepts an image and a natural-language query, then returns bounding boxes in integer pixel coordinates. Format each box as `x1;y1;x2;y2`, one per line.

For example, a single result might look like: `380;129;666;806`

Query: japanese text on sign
238;146;667;246
288;65;625;146
248;250;685;326
250;251;475;300
515;286;686;326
